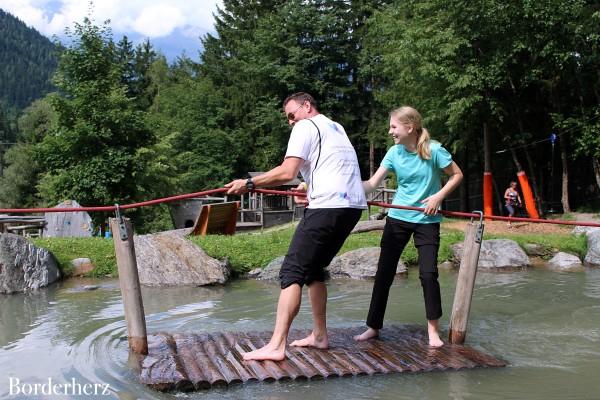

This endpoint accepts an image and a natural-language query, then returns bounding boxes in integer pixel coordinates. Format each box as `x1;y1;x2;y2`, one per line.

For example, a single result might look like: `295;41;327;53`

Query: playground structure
484;170;540;220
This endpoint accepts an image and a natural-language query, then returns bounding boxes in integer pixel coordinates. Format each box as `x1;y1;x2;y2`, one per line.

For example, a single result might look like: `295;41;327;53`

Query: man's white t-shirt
284;114;367;209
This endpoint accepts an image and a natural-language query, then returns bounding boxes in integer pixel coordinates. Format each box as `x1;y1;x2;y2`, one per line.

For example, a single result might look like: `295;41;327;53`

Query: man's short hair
283;92;318;109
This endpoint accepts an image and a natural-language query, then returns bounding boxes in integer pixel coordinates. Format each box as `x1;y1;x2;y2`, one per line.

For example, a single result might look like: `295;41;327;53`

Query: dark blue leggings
505;204;515;216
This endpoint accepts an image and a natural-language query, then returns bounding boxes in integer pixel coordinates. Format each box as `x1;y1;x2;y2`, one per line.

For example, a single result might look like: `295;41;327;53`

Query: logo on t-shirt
330;122;342;134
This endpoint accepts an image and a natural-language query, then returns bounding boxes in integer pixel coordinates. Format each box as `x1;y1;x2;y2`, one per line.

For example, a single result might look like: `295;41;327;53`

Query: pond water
1;268;599;399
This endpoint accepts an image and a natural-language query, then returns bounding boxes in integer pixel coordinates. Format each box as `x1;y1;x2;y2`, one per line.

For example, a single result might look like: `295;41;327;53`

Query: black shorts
279;208;362;288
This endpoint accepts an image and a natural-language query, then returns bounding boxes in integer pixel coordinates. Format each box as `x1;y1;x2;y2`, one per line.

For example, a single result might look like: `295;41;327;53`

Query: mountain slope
0;9;58;111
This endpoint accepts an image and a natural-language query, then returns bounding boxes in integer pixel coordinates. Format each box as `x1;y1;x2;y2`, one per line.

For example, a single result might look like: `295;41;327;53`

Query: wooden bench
190;201;239;236
6;224;45;237
0;216;46;236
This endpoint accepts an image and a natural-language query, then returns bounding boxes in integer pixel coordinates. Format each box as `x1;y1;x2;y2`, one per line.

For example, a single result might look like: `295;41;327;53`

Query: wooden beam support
449;218;484;344
110;217;148;354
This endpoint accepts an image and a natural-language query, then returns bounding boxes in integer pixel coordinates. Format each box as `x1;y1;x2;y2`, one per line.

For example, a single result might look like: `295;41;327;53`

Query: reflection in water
0;270;600;399
584;268;600;298
447;372;469;400
0;289;52;348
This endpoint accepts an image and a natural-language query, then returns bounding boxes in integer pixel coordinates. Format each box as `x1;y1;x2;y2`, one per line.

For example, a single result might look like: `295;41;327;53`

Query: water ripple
3;271;600;399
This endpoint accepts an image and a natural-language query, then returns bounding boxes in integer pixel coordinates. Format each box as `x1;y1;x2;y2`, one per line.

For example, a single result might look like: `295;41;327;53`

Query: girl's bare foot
428;333;444;348
427;320;444;348
353;327;379;341
290;332;329;349
242;343;285;361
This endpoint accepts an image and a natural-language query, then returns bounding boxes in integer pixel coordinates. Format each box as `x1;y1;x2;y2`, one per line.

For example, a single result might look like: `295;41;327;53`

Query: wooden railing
367;187;396;219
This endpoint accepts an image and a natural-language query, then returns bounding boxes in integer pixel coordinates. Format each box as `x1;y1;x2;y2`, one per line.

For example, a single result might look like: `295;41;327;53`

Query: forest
0;0;598;232
0;9;57;111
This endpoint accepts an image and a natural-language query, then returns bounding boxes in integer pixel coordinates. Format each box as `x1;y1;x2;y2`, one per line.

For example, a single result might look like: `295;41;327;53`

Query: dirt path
442;212;598;236
572;213;597;221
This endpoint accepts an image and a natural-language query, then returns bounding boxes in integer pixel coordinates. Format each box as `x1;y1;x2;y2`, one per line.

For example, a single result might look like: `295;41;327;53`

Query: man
225;92;367;361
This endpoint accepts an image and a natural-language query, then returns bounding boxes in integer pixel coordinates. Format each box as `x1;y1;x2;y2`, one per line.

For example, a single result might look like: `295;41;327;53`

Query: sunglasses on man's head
286;102;305;121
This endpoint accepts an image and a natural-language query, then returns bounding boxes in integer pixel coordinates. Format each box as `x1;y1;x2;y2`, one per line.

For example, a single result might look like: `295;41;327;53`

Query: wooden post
110;217;148;354
448;215;484;344
260;192;264;229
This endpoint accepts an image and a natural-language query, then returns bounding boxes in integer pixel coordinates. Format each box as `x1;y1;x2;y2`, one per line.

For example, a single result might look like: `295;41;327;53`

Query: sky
0;0;223;61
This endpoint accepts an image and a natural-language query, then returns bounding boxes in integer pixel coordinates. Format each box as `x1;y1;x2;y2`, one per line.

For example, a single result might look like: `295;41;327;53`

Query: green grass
362;206;386;221
481;232;587;259
558;213;576;221
190;228;296;274
31;237;116;277
193;223;467;273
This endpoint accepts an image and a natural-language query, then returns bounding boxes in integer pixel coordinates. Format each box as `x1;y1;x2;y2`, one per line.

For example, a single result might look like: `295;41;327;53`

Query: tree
0;103;15;177
36;18;153;227
146;56;237;193
0;97;55;207
361;0;600;212
200;0;391;175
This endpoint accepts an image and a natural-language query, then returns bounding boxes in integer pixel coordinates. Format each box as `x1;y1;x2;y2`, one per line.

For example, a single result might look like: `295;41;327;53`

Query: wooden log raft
140;325;505;391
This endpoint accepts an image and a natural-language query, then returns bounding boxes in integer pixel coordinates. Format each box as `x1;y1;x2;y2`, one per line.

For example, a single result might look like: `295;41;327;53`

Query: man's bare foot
353;327;379;342
290;332;328;349
242;344;285;361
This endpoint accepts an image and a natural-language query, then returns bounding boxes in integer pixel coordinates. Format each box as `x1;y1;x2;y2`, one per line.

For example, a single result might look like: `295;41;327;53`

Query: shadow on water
0;269;600;399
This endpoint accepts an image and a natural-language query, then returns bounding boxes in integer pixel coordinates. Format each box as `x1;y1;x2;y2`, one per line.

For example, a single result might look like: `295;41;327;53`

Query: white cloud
132;5;184;37
0;0;222;38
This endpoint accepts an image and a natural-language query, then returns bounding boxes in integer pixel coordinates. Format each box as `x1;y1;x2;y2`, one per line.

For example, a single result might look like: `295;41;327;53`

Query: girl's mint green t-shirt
381;142;452;224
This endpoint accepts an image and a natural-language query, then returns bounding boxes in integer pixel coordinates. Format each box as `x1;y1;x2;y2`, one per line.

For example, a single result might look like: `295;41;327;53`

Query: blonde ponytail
390;106;431;160
416;127;431;160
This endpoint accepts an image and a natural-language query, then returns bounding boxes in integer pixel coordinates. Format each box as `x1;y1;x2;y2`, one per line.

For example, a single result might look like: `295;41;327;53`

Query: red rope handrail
1;186;599;228
0;188;228;214
257;189;600;227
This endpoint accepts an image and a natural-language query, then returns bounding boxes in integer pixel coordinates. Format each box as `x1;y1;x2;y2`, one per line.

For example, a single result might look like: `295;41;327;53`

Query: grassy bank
191;226;466;274
32;237;116;277
31;220;587;278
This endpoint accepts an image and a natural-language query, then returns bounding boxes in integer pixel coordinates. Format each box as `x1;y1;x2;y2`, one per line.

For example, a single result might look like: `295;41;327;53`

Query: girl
354;106;463;347
504;181;522;226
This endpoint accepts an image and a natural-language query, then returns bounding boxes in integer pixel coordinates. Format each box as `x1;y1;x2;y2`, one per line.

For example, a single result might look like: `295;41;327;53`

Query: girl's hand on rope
421;193;443;215
225;179;248;195
294;182;309;205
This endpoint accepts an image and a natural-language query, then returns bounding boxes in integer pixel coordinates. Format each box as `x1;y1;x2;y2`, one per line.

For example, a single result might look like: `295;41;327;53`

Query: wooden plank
139;325;506;391
190;201;239;236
